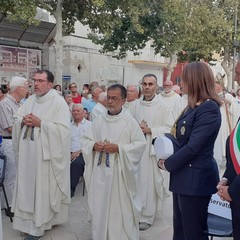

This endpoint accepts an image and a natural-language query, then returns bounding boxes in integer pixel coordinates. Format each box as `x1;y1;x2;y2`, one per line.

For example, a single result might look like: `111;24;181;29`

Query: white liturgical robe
214;92;238;166
129;94;175;224
81;110;146;240
0;199;2;240
90;102;107;121
158;90;181;108
11;89;71;236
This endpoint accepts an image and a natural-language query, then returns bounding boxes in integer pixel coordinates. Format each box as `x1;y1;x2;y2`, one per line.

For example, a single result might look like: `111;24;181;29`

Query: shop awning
0;14;56;45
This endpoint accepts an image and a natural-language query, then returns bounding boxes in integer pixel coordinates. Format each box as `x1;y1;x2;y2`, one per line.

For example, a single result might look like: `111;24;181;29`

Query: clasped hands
22;113;41;128
94;141;118;154
140;120;151;134
157;160;232;202
216;179;232;202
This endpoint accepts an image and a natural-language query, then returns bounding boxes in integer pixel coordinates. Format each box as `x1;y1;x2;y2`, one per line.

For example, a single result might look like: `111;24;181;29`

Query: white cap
153;136;174;160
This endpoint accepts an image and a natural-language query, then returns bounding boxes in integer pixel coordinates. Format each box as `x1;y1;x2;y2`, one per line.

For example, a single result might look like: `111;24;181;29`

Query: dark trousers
230;201;240;240
70;153;85;193
172;193;211;240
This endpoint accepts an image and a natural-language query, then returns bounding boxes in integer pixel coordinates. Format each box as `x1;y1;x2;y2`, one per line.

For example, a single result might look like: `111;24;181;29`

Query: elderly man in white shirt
90;92;107;121
70;104;92;197
0;76;28;217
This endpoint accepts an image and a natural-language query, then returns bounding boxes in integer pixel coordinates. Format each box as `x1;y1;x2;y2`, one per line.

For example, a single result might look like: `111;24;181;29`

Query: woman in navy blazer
158;61;222;240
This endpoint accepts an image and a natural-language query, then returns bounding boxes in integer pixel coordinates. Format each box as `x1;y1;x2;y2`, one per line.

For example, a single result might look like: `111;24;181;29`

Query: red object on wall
163;62;187;85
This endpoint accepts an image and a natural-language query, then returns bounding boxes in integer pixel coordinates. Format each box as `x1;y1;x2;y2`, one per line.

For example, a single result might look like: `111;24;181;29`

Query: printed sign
0;45;41;84
208;193;232;220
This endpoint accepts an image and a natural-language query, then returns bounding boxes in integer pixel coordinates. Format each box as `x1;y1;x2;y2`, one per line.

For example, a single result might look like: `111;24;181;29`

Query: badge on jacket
180;126;186;135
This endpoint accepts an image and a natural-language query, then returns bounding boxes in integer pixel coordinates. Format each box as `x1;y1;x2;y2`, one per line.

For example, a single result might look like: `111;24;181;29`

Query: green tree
87;0;227;80
214;0;240;89
1;0;239;86
0;0;37;25
8;0;93;84
88;0;239;85
0;0;149;84
150;0;187;80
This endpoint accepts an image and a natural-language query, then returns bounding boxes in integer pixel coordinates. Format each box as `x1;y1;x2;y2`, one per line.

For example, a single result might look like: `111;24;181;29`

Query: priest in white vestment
0;199;2;240
172;94;188;120
129;74;175;231
123;84;140;111
158;80;181;108
11;70;71;240
81;84;146;240
214;82;236;167
90;92;107;121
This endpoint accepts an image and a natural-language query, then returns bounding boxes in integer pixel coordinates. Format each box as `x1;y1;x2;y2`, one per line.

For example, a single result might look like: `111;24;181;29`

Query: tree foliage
182;0;235;62
0;0;91;30
86;0;239;63
0;0;38;25
1;0;240;85
2;0;238;62
0;0;150;83
83;0;153;59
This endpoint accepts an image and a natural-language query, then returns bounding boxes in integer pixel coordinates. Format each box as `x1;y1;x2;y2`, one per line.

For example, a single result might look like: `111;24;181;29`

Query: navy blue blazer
164;99;221;196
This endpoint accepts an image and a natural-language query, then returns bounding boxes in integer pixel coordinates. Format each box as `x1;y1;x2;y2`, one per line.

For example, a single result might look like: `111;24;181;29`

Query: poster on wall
28;49;41;85
0;45;41;85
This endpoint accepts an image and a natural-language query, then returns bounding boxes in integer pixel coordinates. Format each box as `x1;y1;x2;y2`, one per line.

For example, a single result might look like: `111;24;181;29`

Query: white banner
208;193;232;220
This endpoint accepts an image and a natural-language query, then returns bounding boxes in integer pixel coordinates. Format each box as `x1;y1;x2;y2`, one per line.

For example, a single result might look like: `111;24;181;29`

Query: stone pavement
2;181;233;240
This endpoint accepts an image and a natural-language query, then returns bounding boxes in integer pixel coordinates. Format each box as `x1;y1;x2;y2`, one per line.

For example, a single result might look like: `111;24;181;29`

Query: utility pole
232;0;238;89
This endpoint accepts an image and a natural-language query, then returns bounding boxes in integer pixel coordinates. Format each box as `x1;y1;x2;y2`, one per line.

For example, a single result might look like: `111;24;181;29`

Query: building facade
48;22;167;90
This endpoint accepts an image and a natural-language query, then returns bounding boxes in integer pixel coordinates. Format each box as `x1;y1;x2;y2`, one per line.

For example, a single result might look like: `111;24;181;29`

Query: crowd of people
0;59;240;240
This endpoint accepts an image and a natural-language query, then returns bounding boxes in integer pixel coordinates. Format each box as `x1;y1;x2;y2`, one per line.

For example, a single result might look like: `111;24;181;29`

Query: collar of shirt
107;108;122;116
143;95;156;102
6;94;20;106
71;118;86;126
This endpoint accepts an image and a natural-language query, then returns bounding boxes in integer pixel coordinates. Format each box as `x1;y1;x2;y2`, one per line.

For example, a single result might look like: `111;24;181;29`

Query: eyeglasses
107;96;125;101
33;79;49;83
70;85;77;88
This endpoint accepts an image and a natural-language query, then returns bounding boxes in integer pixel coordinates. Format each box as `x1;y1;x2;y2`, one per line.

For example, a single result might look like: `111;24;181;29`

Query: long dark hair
181;61;222;108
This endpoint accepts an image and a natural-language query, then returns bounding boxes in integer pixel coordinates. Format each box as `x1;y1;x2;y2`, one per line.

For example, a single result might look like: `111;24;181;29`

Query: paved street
3;179;233;240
